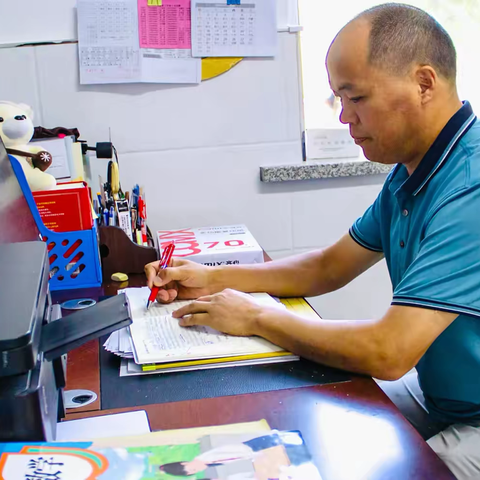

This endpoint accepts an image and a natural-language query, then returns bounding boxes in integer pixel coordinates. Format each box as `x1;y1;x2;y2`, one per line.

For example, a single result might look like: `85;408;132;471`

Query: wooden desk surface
52;276;455;480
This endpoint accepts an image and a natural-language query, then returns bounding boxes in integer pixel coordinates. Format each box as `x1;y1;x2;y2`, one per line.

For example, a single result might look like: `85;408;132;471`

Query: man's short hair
358;3;457;82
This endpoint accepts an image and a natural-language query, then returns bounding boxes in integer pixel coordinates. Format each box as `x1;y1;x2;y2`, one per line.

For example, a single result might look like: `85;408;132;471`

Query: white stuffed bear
0;101;56;191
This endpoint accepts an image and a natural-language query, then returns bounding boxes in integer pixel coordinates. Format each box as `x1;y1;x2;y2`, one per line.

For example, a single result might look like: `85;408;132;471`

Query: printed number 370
205;240;245;248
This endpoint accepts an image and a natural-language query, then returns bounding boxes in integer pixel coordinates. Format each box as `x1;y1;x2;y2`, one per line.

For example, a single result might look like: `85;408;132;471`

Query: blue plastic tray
10;155;102;290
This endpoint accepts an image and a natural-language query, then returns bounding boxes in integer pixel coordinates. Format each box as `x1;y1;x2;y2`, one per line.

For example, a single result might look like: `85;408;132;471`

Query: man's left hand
172;289;263;336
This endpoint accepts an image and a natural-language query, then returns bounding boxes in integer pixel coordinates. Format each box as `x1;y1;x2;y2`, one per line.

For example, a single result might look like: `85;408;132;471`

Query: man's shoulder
431;120;480;197
458;118;480;183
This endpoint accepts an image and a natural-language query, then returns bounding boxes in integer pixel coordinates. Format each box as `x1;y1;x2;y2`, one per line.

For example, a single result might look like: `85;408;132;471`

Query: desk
52;275;455;480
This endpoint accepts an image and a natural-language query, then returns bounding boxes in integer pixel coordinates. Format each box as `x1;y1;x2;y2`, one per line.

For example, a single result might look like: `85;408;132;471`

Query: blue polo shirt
350;101;480;424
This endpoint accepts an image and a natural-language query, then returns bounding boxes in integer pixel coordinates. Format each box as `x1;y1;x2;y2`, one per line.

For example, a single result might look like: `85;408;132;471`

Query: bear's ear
17;103;34;120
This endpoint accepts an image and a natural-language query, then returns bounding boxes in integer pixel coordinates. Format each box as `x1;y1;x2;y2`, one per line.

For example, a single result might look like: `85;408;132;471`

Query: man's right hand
144;258;214;304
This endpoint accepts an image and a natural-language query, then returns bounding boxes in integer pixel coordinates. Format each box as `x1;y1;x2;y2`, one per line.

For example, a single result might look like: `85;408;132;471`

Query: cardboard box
157;225;264;266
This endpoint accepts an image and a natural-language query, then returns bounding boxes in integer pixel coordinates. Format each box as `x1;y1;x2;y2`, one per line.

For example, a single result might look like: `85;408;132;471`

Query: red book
33;181;94;232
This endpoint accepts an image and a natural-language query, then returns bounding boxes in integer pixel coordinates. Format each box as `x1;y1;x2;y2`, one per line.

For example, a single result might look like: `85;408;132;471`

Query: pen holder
99;225;158;280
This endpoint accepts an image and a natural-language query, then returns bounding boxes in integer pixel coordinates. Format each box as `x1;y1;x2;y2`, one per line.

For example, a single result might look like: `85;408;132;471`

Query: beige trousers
380;372;480;479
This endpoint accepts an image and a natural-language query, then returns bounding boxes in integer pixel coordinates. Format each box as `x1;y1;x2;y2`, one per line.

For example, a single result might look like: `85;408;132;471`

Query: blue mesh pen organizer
9;155;102;290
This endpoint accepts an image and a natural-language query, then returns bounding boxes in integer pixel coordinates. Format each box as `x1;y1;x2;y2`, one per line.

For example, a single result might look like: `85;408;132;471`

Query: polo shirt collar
389;101;476;197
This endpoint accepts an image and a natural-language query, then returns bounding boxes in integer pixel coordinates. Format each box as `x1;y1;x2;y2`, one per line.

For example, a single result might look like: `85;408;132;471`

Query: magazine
0;425;321;479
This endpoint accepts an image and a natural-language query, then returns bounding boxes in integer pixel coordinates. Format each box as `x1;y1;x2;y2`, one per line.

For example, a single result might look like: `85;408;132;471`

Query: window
298;0;480;129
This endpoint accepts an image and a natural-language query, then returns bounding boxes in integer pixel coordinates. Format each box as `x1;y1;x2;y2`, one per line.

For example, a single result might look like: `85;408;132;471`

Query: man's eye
350;96;364;104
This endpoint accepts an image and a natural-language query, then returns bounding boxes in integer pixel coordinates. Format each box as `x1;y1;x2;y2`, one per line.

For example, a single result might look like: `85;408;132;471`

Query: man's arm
210;233;383;298
253;304;457;380
175;290;457;381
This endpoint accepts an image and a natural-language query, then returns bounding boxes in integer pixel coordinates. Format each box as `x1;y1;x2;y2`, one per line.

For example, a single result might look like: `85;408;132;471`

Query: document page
138;0;192;49
141;48;201;84
191;0;277;58
78;0;201;84
122;287;285;364
77;0;142;84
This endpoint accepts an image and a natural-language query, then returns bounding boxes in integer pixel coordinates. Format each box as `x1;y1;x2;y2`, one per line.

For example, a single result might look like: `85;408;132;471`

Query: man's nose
339;105;358;125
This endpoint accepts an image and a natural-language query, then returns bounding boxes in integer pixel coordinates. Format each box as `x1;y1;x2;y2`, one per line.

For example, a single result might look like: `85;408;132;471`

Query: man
145;4;480;478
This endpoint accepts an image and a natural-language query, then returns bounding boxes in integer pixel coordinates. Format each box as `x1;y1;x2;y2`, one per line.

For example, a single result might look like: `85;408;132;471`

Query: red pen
146;242;176;310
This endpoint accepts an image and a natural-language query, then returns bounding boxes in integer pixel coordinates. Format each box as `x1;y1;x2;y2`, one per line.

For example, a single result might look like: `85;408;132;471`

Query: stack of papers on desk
104;287;299;376
104;326;135;359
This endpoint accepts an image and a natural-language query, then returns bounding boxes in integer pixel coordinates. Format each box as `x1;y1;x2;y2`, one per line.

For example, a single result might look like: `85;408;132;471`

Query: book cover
157;225;264;266
0;429;321;480
33;181;93;232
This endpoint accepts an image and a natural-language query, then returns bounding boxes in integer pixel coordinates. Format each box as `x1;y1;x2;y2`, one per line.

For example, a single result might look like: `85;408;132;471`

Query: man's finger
173;301;210;318
152;266;187;288
144;262;160;289
155;288;170;303
196;294;214;302
167;288;178;302
145;258;190;289
179;313;210;327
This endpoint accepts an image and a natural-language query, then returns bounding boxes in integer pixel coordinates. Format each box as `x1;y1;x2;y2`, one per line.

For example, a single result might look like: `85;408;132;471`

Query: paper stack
103;327;134;359
104;287;299;376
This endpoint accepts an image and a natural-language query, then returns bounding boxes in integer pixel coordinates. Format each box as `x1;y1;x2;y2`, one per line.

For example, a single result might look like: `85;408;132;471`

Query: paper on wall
191;0;277;58
77;0;141;84
77;0;201;85
141;48;201;84
138;0;191;49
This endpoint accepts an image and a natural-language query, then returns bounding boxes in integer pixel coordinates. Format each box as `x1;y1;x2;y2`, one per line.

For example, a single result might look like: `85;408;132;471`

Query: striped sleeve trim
349;227;383;253
392;296;480;319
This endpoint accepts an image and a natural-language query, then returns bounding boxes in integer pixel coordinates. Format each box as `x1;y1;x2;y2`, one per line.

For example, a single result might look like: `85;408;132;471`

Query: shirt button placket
400;204;409;250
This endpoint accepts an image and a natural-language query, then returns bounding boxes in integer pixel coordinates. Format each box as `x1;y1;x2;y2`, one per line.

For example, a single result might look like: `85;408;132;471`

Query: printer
0;241;132;442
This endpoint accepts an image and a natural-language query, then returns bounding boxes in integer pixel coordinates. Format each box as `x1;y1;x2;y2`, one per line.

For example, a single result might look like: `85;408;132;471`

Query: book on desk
0;420;322;480
104;287;301;376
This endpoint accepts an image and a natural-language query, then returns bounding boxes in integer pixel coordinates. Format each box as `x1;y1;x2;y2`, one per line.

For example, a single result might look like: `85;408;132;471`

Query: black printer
0;241;132;442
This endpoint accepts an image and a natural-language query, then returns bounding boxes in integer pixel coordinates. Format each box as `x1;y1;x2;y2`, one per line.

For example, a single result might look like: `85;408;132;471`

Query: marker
108;205;115;226
103;208;109;226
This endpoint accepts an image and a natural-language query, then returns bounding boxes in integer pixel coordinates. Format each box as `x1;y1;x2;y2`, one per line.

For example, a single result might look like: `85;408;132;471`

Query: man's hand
144;258;214;303
173;288;267;337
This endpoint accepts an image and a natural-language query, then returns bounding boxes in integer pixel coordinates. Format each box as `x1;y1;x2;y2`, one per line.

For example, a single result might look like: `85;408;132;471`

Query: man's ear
415;66;437;104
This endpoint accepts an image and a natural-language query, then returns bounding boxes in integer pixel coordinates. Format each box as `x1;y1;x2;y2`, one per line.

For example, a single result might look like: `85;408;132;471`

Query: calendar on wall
78;0;141;83
191;0;277;58
77;0;201;85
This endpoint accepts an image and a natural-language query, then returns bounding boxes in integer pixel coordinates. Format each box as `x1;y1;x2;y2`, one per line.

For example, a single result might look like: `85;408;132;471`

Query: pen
146;242;175;310
103;207;109;226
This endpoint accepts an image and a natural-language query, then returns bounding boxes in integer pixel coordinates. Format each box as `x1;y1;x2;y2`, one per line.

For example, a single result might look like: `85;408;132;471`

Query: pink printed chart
138;0;192;49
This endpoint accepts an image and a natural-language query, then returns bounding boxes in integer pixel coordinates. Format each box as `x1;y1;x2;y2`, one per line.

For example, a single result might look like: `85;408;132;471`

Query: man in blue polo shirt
145;4;480;477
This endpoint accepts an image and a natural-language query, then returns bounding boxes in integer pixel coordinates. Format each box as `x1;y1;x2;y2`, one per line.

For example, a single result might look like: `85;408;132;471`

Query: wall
0;1;392;320
0;0;298;47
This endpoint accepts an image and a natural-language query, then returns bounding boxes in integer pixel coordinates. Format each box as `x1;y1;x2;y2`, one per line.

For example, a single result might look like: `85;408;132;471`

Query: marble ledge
260;159;392;183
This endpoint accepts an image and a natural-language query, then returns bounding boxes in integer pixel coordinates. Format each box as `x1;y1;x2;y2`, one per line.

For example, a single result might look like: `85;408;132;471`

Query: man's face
326;21;423;166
